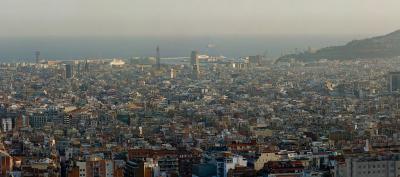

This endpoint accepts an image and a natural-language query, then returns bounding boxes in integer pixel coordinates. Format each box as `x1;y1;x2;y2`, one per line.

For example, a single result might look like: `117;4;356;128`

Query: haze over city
1;0;400;60
2;0;400;37
2;1;400;177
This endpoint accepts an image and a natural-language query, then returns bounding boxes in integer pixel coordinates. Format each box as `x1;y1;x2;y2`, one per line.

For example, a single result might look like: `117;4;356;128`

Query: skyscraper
389;72;400;92
65;64;73;79
190;51;200;79
156;46;161;69
35;51;40;64
84;59;89;73
190;50;197;66
76;62;81;76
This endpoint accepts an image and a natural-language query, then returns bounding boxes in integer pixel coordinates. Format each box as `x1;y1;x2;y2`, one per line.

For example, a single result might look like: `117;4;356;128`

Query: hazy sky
1;0;400;37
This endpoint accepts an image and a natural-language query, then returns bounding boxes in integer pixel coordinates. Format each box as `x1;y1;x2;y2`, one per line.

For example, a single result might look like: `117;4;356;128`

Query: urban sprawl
1;50;400;177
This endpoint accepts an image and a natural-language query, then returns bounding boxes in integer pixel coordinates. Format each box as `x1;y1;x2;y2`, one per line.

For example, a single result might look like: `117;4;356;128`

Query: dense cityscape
3;0;400;176
0;48;400;177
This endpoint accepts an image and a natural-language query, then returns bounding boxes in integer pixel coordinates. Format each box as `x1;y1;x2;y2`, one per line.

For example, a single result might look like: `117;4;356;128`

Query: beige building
254;152;281;170
335;154;400;177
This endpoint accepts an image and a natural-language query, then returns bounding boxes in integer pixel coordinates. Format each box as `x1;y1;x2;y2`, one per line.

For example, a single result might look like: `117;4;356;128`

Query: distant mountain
278;30;400;62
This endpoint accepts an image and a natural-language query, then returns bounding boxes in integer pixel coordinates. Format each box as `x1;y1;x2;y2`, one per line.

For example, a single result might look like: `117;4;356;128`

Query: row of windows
357;169;396;175
358;164;386;169
358;170;383;174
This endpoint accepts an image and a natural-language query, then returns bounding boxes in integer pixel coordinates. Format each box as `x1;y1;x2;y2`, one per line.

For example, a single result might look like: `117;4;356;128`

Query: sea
0;34;371;62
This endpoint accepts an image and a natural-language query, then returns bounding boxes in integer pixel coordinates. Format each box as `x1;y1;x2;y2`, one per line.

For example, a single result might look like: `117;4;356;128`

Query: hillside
278;30;400;62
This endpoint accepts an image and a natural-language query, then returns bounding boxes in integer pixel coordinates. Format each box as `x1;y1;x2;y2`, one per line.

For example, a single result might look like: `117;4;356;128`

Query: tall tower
35;51;40;64
190;50;197;66
84;59;89;73
156;46;161;69
190;51;200;79
65;64;73;79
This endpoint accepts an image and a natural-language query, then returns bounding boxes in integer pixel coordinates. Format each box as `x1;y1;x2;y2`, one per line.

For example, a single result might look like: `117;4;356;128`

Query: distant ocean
0;35;371;62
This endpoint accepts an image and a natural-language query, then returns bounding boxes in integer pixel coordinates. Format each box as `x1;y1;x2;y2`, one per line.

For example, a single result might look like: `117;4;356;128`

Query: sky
1;0;400;37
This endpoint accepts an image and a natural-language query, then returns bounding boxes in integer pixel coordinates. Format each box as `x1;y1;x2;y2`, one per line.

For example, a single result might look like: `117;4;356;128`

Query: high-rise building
16;114;29;130
65;64;73;79
64;114;71;125
156;46;161;69
35;51;40;64
389;72;400;92
84;59;89;73
335;154;400;177
86;158;114;177
29;113;47;128
1;118;12;132
190;51;197;66
170;68;176;79
190;51;200;79
248;55;263;66
76;62;81;76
